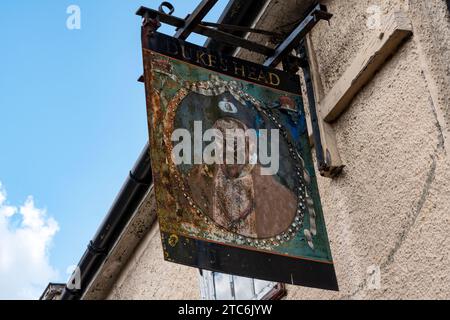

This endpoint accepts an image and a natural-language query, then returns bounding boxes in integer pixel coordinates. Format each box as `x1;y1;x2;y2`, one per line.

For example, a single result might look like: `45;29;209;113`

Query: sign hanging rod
136;2;332;67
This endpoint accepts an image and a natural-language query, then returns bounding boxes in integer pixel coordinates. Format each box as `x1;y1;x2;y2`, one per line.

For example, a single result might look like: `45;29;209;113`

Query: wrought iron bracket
137;2;331;61
297;44;328;175
263;4;332;68
137;1;335;176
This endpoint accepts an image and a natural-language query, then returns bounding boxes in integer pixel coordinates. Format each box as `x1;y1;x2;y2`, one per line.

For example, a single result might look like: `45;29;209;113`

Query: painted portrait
143;35;336;289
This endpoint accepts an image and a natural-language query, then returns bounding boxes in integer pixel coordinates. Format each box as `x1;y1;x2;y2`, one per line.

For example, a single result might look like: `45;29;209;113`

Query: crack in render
427;95;446;152
341;78;447;299
341;154;438;299
339;21;449;299
381;155;437;269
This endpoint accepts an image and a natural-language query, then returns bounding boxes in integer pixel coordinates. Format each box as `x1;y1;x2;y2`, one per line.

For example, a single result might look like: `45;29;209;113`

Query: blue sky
0;0;227;299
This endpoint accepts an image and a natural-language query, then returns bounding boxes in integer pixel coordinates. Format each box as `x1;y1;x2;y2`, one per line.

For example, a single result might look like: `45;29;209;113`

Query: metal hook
159;2;175;15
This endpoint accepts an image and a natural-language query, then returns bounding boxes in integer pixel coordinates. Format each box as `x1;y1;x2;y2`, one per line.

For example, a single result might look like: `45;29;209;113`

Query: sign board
142;32;338;291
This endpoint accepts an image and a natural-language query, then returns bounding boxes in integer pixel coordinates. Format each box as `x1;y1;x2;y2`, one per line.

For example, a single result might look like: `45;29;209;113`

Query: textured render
286;0;450;299
407;0;450;144
289;40;450;299
103;0;450;300
107;223;200;300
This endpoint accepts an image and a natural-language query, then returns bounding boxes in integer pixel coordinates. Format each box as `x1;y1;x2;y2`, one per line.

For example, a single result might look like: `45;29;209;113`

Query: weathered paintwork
142;32;337;290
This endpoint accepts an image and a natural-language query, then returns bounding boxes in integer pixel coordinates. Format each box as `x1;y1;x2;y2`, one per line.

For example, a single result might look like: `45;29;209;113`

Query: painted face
213;118;256;179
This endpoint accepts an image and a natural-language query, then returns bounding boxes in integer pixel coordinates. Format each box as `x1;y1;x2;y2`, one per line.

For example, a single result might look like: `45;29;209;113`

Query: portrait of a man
176;91;299;240
144;35;337;289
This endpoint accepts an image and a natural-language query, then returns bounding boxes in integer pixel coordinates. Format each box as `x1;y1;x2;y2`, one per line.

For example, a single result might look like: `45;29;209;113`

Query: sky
0;0;228;300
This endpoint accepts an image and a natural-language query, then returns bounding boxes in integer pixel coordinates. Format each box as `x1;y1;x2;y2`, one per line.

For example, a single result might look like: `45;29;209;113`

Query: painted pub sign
142;31;338;291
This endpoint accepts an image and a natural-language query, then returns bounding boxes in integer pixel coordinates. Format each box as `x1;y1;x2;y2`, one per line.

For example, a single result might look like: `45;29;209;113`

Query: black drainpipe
60;143;152;300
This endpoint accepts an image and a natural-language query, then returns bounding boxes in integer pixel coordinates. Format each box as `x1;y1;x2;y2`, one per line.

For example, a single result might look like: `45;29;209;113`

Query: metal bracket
138;1;335;176
136;1;331;61
263;4;332;67
174;0;218;40
202;21;284;39
297;43;327;175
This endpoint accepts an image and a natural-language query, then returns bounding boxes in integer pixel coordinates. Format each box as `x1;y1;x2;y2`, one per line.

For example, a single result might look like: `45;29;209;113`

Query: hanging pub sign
142;31;338;291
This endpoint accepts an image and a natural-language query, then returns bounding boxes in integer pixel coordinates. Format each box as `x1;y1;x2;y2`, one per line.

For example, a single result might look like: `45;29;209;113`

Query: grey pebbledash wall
101;0;450;300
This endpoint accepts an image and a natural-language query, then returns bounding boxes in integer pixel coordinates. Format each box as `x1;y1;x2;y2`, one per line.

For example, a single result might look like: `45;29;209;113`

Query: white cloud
0;182;60;300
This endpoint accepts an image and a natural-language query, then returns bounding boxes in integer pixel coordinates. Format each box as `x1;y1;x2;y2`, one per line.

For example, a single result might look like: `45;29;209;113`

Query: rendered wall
286;0;450;299
107;222;199;300
106;0;450;300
